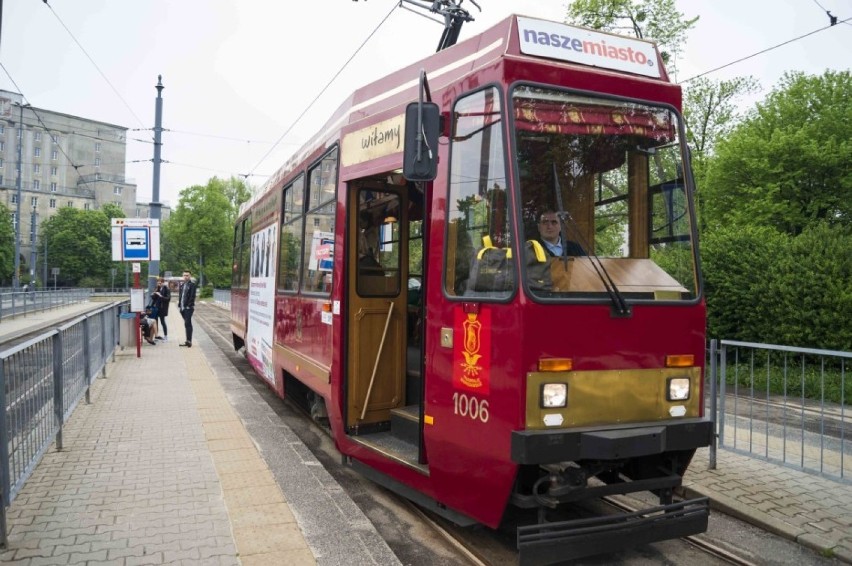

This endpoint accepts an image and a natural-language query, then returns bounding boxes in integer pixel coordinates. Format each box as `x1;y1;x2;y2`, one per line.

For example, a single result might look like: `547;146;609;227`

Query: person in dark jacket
152;277;171;341
178;270;198;347
535;210;585;257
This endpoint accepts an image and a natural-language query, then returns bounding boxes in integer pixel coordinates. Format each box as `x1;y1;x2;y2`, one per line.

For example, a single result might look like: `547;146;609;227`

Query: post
147;76;164;294
13;102;24;291
0;360;10;548
708;339;717;470
134;268;141;358
83;317;92;404
53;330;64;451
43;234;47;289
29;205;37;287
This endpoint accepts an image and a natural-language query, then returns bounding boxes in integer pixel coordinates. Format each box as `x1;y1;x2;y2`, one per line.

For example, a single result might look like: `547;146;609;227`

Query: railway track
603;495;760;566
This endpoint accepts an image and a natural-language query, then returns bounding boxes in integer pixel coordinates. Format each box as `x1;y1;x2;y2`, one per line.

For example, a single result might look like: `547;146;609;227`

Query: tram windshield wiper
550;163;631;318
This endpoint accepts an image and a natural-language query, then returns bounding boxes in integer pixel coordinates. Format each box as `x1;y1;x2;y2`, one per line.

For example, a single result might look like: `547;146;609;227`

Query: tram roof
244;14;675;215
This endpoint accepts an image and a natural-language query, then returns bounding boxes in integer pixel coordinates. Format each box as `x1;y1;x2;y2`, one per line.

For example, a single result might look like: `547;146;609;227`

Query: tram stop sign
111;218;160;262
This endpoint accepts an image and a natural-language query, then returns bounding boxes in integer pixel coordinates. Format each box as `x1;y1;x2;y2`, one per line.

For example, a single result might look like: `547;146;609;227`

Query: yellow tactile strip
183;345;317;565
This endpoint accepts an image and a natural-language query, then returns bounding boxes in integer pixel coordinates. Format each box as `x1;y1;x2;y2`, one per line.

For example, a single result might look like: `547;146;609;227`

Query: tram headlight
541;383;567;408
667;377;690;401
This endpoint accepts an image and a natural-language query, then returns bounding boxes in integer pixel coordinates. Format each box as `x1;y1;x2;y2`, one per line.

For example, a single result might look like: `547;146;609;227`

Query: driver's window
444;86;513;299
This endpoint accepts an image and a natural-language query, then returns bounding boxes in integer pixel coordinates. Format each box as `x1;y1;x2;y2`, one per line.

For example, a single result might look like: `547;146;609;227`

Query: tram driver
526;209;585;292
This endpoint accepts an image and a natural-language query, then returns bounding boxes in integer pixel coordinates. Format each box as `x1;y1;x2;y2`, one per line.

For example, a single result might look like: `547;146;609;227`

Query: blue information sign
123;227;150;259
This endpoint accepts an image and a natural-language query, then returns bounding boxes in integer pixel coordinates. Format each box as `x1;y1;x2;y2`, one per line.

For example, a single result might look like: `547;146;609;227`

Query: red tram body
231;14;712;563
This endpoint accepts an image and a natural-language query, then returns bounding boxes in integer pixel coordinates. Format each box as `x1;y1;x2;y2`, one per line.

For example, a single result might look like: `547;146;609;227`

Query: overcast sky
1;0;849;208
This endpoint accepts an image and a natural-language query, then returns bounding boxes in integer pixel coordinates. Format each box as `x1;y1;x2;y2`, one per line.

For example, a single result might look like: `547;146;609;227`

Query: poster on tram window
309;231;334;272
247;223;277;385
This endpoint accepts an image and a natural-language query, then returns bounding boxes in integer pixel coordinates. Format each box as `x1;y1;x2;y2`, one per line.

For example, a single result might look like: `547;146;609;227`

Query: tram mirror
403;102;440;181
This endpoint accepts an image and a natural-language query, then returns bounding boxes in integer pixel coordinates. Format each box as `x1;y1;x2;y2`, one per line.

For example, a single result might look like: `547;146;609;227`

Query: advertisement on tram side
247;222;277;385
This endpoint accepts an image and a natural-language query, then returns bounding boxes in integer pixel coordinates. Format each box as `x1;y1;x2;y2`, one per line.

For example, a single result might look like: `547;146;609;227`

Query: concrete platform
0;304;400;565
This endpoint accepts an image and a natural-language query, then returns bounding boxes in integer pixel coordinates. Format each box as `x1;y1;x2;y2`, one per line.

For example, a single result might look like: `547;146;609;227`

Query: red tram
231;12;712;564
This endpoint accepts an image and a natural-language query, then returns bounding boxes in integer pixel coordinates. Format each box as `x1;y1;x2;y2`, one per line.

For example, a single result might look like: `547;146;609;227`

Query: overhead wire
7;6;253;191
40;0;149;133
12;4;848;188
163;128;279;145
0;62;92;178
810;0;839;24
681;16;851;83
245;0;399;179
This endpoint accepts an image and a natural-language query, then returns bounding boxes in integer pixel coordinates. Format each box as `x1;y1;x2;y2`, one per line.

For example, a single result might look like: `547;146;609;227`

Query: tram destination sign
517;16;661;79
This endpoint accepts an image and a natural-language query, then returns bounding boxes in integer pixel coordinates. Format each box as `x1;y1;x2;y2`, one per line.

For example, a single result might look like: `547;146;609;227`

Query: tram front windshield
443;84;698;304
513;85;698;302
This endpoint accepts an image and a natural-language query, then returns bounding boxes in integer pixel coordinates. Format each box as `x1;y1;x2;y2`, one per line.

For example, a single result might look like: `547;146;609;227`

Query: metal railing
0;301;125;547
0;289;92;322
710;339;852;484
213;289;231;309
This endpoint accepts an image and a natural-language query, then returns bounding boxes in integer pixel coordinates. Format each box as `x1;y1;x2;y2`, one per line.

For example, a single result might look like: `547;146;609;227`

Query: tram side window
238;217;251;287
232;224;242;288
648;142;696;296
445;86;513;299
278;176;305;292
301;148;338;295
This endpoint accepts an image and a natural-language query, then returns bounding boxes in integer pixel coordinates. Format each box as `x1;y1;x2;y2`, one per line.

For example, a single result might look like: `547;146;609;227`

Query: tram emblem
453;308;491;394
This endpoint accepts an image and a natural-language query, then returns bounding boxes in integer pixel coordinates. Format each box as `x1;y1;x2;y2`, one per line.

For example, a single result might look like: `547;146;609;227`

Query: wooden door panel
347;305;404;426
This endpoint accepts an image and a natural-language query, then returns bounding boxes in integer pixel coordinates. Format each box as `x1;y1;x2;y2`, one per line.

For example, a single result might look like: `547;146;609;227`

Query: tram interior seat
467;235;515;294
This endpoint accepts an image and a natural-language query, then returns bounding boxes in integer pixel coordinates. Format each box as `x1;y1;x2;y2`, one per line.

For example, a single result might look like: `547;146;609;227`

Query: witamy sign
341;114;404;167
517;17;661;79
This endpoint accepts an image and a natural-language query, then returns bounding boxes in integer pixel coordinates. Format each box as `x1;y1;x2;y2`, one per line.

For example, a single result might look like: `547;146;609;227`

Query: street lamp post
30;204;37;287
13;102;25;291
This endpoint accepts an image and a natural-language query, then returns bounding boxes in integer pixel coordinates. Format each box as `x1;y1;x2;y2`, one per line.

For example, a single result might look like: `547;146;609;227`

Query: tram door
345;185;408;430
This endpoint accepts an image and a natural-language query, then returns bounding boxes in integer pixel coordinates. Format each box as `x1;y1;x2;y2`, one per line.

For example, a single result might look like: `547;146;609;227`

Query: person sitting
141;308;159;345
535;210;585;257
526;210;586;292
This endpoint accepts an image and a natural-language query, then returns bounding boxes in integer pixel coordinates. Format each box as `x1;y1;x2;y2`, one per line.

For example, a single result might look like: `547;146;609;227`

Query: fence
213;289;231;310
0;301;126;546
0;289;91;322
710;339;852;484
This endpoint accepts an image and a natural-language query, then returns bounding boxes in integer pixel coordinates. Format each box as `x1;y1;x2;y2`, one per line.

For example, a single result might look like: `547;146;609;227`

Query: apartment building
0;90;170;280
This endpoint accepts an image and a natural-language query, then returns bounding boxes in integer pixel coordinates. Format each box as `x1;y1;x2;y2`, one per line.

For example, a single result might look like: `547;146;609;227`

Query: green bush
768;223;852;351
701;225;788;343
702;223;852;351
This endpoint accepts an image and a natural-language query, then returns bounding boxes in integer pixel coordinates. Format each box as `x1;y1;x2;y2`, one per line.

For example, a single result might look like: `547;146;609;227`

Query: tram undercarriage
509;423;713;564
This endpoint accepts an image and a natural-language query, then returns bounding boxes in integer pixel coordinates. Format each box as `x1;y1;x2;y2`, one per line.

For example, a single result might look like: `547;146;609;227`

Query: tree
565;0;698;72
682;76;760;228
162;176;252;288
682;76;760;168
702;71;852;235
39;207;112;286
0;204;15;284
100;202;125;219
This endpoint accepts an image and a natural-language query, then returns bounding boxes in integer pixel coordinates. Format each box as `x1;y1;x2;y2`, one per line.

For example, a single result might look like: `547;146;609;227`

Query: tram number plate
452;392;489;423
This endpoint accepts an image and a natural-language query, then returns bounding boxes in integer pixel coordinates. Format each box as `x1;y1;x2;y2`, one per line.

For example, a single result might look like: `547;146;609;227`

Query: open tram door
344;177;427;467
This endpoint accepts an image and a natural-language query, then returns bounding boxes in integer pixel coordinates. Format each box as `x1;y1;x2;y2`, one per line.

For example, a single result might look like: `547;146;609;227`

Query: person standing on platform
152;277;171;341
178;270;198;348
